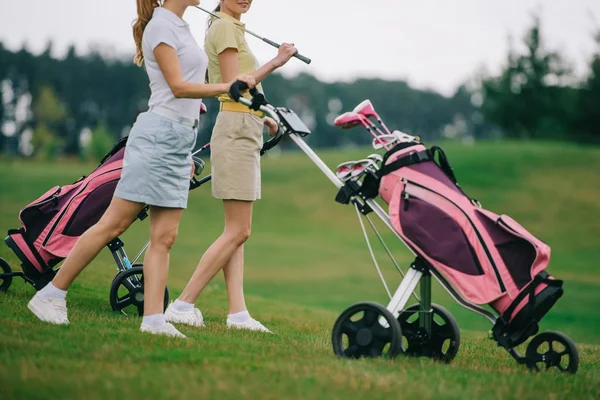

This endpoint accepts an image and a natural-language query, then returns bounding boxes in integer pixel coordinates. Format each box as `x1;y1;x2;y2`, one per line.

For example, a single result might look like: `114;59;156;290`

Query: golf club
195;5;311;65
353;100;422;144
335;161;357;182
353;100;392;135
335;110;389;139
367;154;383;165
372;135;400;150
350;159;379;179
334;112;391;150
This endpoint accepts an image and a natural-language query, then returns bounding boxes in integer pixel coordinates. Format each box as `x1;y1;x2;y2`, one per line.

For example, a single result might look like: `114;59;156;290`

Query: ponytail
133;0;162;66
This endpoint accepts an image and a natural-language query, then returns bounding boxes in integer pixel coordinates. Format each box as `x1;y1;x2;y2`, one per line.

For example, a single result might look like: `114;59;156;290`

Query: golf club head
192;155;205;176
335;161;357;182
200;103;208;115
392;130;420;143
352;99;379;120
334;112;366;129
372;135;399;150
350;159;378;179
367;154;383;165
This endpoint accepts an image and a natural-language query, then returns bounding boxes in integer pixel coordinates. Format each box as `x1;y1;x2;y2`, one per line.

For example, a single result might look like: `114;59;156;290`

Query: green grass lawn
1;140;599;399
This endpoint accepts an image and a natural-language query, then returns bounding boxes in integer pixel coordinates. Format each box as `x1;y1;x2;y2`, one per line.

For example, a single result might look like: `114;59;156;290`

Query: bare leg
143;206;184;316
178;200;252;303
53;197;145;290
223;245;247;314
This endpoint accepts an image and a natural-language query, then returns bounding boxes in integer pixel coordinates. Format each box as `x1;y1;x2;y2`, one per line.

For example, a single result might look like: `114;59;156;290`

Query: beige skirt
210;111;264;201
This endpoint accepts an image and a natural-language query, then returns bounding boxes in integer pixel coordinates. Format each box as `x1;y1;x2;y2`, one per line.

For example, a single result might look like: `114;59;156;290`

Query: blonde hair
133;0;162;66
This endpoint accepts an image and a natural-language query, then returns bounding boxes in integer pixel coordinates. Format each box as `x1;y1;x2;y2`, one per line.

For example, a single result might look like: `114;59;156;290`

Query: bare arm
218;48;241;84
218;44;298;86
154;44;254;98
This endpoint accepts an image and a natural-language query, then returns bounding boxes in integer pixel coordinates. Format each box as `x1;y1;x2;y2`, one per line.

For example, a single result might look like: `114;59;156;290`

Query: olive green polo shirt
204;12;264;103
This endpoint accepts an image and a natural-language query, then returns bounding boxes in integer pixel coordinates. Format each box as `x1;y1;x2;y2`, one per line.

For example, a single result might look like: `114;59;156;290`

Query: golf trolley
228;82;579;374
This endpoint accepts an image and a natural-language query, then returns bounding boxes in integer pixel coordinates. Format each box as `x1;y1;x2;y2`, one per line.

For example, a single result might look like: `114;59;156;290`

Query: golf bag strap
99;136;128;166
430;146;458;184
502;271;563;321
376;149;433;178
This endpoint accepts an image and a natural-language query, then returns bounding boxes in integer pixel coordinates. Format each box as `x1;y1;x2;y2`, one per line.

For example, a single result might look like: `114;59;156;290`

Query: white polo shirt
142;7;208;120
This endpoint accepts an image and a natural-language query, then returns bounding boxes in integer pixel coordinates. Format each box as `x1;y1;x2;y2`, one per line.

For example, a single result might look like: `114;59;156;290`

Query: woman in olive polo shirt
164;0;297;332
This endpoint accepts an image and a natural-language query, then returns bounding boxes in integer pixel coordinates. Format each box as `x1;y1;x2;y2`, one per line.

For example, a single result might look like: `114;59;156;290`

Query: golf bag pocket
389;179;505;304
378;142;557;323
474;209;550;290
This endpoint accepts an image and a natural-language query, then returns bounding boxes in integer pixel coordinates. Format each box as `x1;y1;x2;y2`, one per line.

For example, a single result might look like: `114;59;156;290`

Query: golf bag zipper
403;179;507;292
402;190;410;211
497;217;539;249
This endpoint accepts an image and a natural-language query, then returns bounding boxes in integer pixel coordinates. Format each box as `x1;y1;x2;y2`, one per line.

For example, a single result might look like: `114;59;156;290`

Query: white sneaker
164;303;205;327
226;317;272;333
27;293;69;325
140;322;187;338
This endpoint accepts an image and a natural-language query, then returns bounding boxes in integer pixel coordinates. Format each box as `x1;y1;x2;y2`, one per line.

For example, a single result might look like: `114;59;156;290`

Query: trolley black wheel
109;265;169;316
0;258;13;293
526;331;579;374
397;303;460;363
332;302;404;359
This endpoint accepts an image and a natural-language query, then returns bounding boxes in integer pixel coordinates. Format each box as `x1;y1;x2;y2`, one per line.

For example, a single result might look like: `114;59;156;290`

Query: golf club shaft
364;118;387;138
192;141;210;156
194;6;311;65
360;122;390;150
376;118;392;136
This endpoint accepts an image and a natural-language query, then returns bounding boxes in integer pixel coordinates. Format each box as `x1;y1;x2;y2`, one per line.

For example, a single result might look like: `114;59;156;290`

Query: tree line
0;17;598;160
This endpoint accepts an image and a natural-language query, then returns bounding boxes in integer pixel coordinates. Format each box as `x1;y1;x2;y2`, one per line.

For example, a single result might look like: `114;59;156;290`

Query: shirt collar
154;7;188;27
216;11;246;28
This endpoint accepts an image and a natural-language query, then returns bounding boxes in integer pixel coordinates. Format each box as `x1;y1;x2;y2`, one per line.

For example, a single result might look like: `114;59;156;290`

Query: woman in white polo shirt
27;0;255;338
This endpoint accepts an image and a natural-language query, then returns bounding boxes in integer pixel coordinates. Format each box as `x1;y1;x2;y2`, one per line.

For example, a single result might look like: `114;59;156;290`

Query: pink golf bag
4;138;127;289
363;141;563;341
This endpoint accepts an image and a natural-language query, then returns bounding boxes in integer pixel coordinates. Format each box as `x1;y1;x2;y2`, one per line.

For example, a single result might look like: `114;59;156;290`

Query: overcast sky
1;0;599;95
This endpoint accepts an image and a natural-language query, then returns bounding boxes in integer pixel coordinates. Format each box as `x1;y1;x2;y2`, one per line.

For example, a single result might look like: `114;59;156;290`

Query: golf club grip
262;38;312;65
229;81;259;102
293;53;312;65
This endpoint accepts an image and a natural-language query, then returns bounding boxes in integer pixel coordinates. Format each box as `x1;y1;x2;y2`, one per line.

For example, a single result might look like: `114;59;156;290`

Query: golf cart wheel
0;258;13;292
332;302;404;359
525;331;579;374
397;303;460;363
109;265;169;316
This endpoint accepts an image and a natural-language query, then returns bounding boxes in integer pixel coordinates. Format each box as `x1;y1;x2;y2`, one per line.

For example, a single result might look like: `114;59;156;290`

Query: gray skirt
114;111;197;209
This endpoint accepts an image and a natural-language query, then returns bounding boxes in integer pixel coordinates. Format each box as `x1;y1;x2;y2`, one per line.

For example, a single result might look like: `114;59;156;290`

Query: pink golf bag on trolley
362;141;563;343
4;138;127;289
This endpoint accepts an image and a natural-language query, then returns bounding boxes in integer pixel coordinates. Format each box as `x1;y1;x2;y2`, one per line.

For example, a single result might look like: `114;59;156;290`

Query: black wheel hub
134;290;144;303
397;303;460;363
356;328;374;346
109;265;169;316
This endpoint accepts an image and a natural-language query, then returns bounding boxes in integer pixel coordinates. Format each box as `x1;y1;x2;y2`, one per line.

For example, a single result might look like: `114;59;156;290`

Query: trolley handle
229;80;284;155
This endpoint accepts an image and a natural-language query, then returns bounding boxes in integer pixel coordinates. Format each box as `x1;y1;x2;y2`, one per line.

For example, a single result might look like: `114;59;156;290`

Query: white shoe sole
140;325;187;339
27;298;69;325
226;323;272;333
164;316;205;328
